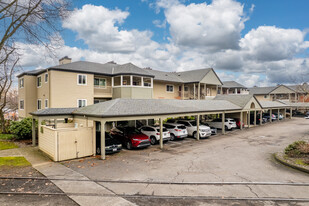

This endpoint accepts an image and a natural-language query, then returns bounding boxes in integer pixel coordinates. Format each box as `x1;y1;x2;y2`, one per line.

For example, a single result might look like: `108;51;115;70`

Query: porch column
32;118;36;146
247;111;250;128
205;83;207;98
222;112;225;135
141;76;144;87
260;110;263;125
290;108;292;119
220;86;223;95
193;83;196;100
227;89;229;94
240;112;243;130
254;110;256;126
182;84;185;100
270;109;272;123
111;77;114;87
235;88;237;94
130;75;133;86
278;109;280;121
196;115;200;140
120;75;123;86
100;121;106;160
159;117;163;149
198;83;200;100
54;119;57;129
216;85;218;96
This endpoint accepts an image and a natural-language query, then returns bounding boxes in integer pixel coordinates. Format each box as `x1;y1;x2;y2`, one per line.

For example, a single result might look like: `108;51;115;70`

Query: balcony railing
94;86;112;97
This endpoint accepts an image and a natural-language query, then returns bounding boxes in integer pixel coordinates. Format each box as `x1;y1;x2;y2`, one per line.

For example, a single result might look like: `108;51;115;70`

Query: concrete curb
274;152;309;174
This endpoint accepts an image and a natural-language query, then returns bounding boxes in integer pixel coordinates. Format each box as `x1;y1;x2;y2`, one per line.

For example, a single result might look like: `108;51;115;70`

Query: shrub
284;141;308;157
10;118;37;140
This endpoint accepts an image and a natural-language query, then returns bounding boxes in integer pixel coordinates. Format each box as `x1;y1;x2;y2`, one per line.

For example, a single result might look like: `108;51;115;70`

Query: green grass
0;141;18;150
0;133;15;140
0;157;30;167
295;159;309;166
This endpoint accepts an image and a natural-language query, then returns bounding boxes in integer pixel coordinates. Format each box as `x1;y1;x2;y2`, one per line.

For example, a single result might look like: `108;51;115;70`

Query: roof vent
59;56;71;65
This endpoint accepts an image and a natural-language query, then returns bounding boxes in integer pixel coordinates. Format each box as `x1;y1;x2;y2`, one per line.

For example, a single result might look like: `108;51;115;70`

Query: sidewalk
0;146;135;206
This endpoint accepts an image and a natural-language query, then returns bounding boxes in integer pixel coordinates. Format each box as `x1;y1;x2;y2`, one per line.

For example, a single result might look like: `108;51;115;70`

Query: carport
258;101;291;122
214;95;263;128
31;99;243;161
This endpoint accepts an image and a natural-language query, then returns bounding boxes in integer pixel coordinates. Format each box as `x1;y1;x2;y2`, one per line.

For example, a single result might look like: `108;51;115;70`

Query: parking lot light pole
159;118;163;149
196;115;200;140
222;112;225;135
100;121;106;160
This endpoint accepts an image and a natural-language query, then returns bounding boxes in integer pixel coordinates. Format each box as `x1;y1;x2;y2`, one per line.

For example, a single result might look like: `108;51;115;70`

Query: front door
95;121;101;155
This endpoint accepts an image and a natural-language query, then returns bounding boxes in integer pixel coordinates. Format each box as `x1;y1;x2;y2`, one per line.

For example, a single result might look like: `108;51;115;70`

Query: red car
234;118;244;129
110;126;150;149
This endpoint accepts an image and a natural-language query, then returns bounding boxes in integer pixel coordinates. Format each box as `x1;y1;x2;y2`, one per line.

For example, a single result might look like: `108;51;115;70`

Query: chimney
59;56;72;65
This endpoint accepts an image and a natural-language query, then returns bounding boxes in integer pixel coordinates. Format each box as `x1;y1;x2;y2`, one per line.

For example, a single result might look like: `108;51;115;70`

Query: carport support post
240;112;243;130
278;109;280;121
270;109;272;123
284;108;287;119
254;110;256;126
32;118;36;146
159;118;163;149
260;111;263;125
196;115;200;140
222;112;225;135
290;107;292;119
247;111;250;128
100;121;106;160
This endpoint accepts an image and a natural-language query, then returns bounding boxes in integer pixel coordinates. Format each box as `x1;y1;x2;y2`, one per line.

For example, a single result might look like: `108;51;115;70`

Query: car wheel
170;134;175;141
150;136;157;145
225;126;228;131
126;141;132;150
193;132;197;138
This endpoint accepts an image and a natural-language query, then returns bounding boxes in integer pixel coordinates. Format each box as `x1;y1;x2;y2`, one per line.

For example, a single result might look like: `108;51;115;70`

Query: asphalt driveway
63;117;309;205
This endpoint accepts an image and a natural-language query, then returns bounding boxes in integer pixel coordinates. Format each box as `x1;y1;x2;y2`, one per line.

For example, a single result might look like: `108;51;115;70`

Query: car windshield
125;127;141;134
177;125;186;129
190;121;196;126
156;128;168;132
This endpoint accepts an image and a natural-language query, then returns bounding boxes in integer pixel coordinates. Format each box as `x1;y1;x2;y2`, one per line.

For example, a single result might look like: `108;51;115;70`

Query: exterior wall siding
39;126;57;160
153;81;181;99
112;87;152;99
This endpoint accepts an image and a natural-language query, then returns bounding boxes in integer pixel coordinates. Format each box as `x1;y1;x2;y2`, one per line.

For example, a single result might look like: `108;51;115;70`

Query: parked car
208;118;237;130
292;110;306;117
140;125;170;145
110;126;150;149
263;113;276;122
163;123;188;140
200;122;217;135
174;119;212;138
105;132;122;154
273;113;283;120
249;113;267;124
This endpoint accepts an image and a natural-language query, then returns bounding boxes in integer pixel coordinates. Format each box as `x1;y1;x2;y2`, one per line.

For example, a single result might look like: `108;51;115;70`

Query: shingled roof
222;81;247;89
214;94;261;109
30;108;77;116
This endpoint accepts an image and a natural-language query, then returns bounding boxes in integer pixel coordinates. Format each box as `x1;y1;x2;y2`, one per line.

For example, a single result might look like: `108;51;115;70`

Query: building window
37;76;42;87
184;86;189;92
77;74;87;85
37;99;42;110
19;100;24;110
45;73;48;83
77;99;87;108
94;78;106;88
166;85;174;92
143;77;151;87
94;99;106;104
19;78;24;88
45;99;48;108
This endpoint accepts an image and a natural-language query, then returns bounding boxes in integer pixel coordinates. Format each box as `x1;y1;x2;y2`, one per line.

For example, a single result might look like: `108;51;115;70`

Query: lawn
0;157;30;167
0;133;15;140
0;141;18;150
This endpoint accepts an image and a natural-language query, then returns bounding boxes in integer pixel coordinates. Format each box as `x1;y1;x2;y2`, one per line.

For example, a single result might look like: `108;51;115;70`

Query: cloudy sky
17;0;309;87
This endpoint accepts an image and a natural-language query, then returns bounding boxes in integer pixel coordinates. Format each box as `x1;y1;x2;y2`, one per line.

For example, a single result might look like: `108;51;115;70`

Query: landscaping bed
275;141;309;173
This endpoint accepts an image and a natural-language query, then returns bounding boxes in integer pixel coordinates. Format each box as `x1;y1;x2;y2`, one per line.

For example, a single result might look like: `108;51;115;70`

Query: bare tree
0;0;70;131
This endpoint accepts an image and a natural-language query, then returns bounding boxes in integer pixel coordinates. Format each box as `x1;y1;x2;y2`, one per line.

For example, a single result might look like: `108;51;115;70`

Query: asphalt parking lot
64;118;309;205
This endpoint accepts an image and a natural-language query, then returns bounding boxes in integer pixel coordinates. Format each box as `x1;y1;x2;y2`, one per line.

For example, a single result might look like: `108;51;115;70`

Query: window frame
166;84;174;93
77;74;87;86
77;99;87;108
37;99;42;110
19;78;24;89
45;73;48;83
37;76;42;88
94;77;107;89
19;100;24;110
45;99;48;108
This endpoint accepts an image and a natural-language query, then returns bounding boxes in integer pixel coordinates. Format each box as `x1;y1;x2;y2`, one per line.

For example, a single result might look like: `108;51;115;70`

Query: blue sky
19;0;309;87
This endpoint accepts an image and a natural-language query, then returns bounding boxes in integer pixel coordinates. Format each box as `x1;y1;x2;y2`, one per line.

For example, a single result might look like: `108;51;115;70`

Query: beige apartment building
18;57;223;118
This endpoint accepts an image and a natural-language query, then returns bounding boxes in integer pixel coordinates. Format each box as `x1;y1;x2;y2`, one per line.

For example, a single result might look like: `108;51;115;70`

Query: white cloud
164;0;247;51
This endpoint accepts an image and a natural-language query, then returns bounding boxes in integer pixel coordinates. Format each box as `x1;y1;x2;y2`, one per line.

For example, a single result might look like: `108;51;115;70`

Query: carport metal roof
259;100;287;109
214;94;262;110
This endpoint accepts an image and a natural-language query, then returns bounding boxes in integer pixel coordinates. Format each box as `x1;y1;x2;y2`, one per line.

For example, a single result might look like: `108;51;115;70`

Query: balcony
94;86;112;98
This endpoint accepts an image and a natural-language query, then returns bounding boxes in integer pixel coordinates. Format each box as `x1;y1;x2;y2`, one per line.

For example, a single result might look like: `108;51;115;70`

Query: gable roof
248;86;276;95
214;94;262;109
259;101;287;109
222;81;247;89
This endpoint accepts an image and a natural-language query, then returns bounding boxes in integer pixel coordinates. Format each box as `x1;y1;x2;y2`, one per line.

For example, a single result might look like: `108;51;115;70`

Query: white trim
130;75;133;86
120;75;123;86
111;77;114;87
166;84;174;93
19;99;24;110
45;99;48;108
37;76;42;88
44;73;48;83
77;74;87;86
37;99;42;110
77;99;87;108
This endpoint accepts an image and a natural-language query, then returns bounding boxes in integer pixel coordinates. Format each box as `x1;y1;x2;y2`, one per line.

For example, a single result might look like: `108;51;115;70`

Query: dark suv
110;126;150;149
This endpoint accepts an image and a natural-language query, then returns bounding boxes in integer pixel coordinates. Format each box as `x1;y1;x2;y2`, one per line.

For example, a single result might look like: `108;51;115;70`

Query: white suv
140;125;170;145
174;120;211;138
208;118;237;130
163;123;188;140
